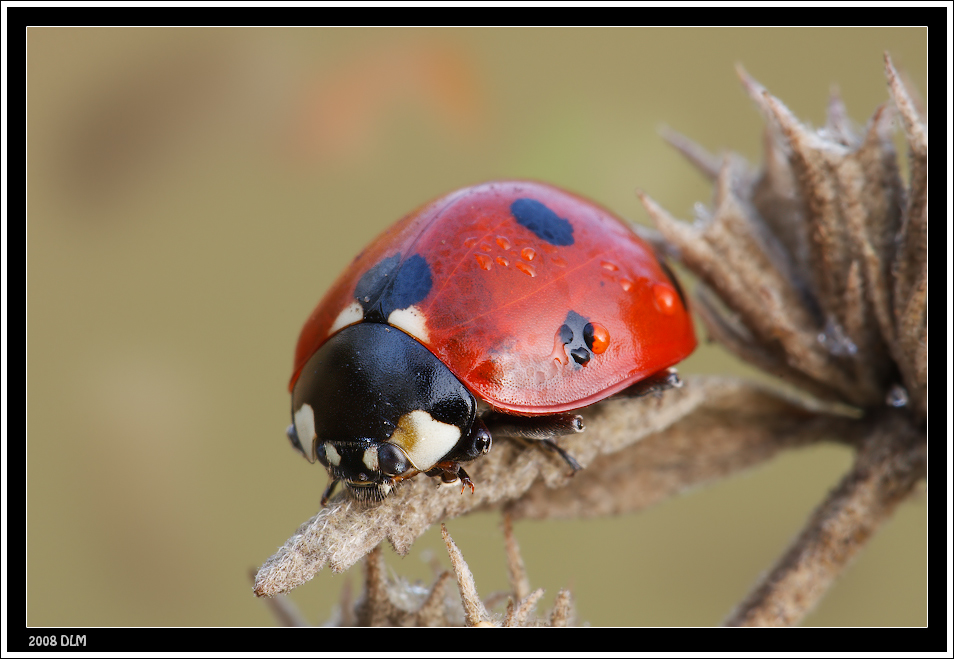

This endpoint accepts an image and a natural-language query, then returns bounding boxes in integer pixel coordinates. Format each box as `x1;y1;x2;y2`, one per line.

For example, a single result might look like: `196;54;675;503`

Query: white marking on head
362;447;379;472
293;404;318;463
388;410;461;471
325;442;341;467
329;301;364;335
387;305;430;342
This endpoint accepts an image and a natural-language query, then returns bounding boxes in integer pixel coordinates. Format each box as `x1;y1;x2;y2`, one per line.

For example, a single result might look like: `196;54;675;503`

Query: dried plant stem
442;524;493;626
248;569;311;627
504;588;545;627
503;513;531;602
354;546;393;626
254;377;858;597
725;409;925;626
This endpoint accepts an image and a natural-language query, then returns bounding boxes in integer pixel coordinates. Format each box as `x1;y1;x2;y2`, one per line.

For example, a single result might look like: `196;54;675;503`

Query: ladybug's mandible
286;181;696;504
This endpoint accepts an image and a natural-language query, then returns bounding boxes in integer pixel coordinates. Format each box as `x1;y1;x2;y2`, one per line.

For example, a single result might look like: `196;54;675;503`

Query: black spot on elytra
569;347;591;366
582;323;598;352
510;198;574;246
354;253;433;322
557;310;593;368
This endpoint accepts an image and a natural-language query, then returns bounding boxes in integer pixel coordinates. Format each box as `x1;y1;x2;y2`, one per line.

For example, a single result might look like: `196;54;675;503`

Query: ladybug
286;181;696;504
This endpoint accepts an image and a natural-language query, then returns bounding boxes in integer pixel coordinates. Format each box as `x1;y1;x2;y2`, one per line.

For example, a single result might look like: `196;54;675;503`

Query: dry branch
725;410;925;626
254;376;852;597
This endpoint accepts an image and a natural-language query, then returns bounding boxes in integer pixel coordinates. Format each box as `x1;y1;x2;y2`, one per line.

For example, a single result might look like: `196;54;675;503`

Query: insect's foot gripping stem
456;467;475;494
427;462;476;494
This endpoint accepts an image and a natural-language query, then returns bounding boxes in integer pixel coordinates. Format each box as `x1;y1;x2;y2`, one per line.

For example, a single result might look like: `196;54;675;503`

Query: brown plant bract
255;55;926;626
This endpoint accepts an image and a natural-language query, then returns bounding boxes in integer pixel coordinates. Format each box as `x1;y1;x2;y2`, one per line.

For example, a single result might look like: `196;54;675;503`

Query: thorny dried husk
643;56;926;423
256;55;926;627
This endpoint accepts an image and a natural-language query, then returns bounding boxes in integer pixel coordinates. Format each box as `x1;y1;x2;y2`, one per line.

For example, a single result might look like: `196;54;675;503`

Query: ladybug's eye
378;442;411;476
459;424;492;461
313;441;327;466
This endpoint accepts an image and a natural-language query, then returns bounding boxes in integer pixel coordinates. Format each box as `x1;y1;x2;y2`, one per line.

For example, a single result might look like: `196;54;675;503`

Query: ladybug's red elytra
287;181;696;503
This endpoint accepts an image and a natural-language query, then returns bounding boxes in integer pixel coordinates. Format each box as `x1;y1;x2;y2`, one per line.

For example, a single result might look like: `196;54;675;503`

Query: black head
288;322;482;501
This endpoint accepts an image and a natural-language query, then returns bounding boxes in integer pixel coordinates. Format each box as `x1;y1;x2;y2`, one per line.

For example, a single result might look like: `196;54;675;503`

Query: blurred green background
27;27;926;626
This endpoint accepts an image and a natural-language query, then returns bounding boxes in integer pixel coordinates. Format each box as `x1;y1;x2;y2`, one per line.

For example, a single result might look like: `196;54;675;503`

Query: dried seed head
643;56;926;422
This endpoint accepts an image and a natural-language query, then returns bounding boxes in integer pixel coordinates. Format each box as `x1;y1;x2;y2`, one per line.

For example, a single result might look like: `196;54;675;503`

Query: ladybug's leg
611;367;682;399
456;466;474;494
482;411;584;474
320;478;340;506
482;411;584;439
422;419;489;494
536;438;583;472
425;462;475;494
